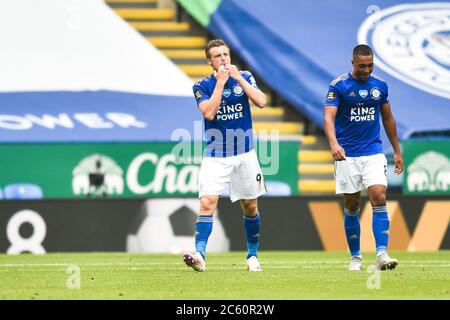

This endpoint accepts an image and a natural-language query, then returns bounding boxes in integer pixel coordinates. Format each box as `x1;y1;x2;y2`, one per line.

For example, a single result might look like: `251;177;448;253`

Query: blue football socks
372;205;389;255
195;214;213;260
344;208;361;257
244;212;260;259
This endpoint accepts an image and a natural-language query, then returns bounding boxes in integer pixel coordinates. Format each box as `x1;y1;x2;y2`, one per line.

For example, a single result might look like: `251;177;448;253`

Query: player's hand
217;65;229;84
225;64;240;80
331;144;346;161
393;153;403;174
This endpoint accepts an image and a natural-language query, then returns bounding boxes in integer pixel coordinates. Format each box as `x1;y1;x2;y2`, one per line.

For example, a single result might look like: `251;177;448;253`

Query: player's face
207;46;231;71
352;55;374;81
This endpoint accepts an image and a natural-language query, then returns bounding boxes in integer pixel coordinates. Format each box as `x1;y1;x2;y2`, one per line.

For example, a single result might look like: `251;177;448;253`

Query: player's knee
200;196;218;214
344;199;360;212
370;193;386;207
240;200;258;216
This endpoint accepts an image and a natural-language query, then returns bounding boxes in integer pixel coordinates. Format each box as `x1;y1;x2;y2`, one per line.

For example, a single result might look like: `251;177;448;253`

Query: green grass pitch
0;251;449;300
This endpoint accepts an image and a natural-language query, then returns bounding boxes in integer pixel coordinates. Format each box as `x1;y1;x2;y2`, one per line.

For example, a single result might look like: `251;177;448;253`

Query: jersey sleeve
240;71;260;90
380;82;389;105
192;82;209;105
324;84;340;107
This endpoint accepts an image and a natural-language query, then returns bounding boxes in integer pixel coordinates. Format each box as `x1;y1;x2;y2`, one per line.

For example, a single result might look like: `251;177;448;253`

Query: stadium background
0;0;449;256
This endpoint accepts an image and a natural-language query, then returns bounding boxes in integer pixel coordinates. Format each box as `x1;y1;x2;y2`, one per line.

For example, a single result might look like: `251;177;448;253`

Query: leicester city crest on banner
358;3;450;99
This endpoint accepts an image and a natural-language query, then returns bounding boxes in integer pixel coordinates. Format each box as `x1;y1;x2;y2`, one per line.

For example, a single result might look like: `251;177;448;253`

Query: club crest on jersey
371;88;381;100
359;90;368;98
358;3;450;99
233;85;244;96
223;89;231;98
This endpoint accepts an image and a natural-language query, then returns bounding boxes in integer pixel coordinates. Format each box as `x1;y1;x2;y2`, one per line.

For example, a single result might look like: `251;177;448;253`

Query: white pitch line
0;260;448;268
2;265;449;273
401;260;450;263
0;262;175;267
0;260;356;267
0;261;344;267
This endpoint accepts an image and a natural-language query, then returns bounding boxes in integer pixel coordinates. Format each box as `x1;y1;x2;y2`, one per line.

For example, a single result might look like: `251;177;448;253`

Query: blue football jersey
193;71;259;157
324;72;389;157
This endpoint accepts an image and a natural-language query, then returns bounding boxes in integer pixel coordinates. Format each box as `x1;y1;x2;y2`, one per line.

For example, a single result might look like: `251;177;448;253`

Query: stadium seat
263;181;291;196
114;8;175;21
220;181;292;197
3;183;44;200
221;186;230;197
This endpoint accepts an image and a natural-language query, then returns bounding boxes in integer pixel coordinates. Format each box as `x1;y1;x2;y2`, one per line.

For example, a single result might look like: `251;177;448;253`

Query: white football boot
375;252;398;271
348;256;362;271
183;252;206;272
246;256;262;272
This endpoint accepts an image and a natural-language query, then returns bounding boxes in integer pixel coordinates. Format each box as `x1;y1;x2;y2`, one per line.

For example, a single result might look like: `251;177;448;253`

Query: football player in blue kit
323;44;404;271
183;39;267;272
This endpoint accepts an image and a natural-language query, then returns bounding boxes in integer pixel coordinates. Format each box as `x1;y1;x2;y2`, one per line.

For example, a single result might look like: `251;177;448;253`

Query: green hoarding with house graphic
0;141;298;198
403;141;450;195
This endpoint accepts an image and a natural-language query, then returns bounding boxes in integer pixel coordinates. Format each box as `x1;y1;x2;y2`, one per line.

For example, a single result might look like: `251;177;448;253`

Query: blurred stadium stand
3;184;44;200
0;0;200;144
206;0;450;144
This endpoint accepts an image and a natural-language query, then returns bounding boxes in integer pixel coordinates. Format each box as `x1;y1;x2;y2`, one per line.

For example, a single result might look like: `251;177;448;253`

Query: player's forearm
323;115;339;149
201;99;221;121
201;84;225;121
237;76;267;108
383;117;402;154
